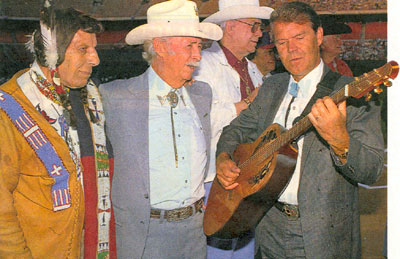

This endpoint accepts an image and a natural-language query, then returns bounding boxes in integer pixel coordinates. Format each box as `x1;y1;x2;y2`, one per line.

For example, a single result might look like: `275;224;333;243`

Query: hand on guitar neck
216;152;240;189
308;96;349;163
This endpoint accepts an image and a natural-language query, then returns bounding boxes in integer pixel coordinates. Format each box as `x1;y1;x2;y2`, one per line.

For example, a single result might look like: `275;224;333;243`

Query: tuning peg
384;80;392;87
365;92;372;101
374;87;383;94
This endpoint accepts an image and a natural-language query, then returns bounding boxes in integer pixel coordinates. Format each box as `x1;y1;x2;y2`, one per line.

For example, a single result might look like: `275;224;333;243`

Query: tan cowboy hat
125;0;223;45
204;0;274;24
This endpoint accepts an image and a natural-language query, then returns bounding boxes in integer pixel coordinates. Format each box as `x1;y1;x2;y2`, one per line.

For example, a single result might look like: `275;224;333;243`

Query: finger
218;168;240;179
225;182;239;190
314;98;329;115
307;113;319;126
224;161;241;173
217;163;239;178
337;100;346;117
217;167;239;180
222;170;240;183
217;175;239;189
311;102;323;119
322;97;339;113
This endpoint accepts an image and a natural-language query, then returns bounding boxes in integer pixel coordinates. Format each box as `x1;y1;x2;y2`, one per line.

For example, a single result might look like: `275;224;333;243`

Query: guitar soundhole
254;130;277;154
249;159;272;185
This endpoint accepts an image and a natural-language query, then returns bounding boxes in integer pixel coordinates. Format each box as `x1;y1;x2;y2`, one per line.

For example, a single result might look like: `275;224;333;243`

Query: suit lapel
186;82;211;174
186;83;207;124
300;65;331;174
262;73;290;129
128;70;150;192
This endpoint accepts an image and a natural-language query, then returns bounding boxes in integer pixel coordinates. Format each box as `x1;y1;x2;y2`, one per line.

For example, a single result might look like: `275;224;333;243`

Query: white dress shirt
148;67;207;210
274;60;324;205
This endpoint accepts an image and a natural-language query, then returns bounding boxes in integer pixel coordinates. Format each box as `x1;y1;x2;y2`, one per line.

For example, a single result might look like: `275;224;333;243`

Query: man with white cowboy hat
99;0;222;258
193;0;273;257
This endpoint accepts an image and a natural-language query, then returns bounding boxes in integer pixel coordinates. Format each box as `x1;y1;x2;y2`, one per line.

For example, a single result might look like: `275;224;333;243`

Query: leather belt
150;198;204;222
275;201;300;220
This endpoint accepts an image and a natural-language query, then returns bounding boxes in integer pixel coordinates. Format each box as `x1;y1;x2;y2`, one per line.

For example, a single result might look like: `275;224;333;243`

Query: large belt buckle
167;207;190;222
283;204;299;220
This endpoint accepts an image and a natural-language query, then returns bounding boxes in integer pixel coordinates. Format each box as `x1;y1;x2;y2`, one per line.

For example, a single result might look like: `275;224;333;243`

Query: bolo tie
167;89;179;168
157;88;186;168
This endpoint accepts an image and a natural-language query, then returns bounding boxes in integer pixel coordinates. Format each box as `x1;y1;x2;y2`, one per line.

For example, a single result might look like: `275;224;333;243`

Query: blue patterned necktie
284;82;299;128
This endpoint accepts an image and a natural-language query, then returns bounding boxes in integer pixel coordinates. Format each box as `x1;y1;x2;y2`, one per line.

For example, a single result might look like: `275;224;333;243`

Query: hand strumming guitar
216;152;240;190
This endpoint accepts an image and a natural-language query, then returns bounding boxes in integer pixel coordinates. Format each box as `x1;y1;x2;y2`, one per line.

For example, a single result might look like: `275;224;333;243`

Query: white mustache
187;61;200;67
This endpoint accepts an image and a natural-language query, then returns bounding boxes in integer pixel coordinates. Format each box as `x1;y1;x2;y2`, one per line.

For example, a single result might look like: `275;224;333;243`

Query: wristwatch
335;148;349;160
243;98;251;106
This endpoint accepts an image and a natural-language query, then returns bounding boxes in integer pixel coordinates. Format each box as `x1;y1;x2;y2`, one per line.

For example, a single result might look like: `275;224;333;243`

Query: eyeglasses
235;20;265;33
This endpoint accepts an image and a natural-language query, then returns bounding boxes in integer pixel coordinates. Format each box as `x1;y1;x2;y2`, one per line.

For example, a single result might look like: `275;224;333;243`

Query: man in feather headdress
0;4;116;259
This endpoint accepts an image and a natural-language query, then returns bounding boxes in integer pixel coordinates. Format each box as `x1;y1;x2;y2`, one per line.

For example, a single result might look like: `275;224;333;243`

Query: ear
152;38;166;58
224;20;236;35
316;26;324;47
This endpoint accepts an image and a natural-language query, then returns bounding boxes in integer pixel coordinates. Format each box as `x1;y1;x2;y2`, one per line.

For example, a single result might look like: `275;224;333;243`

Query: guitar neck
279;87;347;148
242;61;398;168
240;88;347;169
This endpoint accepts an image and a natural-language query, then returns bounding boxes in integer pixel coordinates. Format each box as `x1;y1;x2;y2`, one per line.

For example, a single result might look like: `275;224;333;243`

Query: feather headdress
40;0;58;70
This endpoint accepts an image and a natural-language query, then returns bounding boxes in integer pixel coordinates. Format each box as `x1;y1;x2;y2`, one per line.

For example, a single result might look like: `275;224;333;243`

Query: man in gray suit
216;2;384;258
99;0;222;258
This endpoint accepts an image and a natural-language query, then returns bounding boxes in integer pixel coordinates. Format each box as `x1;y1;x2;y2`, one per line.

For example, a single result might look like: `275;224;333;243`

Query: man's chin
64;80;90;89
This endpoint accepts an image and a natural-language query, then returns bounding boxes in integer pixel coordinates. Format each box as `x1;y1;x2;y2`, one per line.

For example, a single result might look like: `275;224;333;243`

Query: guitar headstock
347;61;399;100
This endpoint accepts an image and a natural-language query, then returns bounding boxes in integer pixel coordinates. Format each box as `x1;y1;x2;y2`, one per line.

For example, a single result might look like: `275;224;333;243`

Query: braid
59;91;77;129
80;86;99;124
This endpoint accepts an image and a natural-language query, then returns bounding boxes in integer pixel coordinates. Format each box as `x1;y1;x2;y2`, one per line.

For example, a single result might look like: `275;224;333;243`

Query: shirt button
182;157;185;160
185;180;188;183
174;112;177;115
178;134;181;137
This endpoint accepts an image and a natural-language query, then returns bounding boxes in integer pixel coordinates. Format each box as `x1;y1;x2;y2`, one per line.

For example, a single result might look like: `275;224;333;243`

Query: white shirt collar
148;66;185;96
288;59;324;98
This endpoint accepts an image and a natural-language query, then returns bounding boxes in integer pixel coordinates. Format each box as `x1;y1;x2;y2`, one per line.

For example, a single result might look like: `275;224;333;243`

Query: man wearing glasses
193;1;273;258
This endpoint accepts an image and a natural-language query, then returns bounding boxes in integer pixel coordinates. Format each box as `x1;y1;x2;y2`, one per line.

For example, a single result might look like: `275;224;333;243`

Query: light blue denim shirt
148;67;207;210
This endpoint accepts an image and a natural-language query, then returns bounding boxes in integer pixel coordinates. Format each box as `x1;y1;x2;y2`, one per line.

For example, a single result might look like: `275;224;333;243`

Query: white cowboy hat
204;0;274;24
125;0;223;45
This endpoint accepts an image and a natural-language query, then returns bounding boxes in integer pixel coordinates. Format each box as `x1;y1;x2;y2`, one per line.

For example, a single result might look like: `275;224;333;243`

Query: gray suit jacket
100;69;212;259
217;65;384;259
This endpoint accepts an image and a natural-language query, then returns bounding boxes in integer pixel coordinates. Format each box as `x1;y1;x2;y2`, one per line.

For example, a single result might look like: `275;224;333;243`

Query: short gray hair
142;40;156;65
142;37;175;65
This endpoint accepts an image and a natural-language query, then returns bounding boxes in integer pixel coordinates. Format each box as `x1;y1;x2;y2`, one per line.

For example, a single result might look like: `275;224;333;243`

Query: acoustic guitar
203;61;399;239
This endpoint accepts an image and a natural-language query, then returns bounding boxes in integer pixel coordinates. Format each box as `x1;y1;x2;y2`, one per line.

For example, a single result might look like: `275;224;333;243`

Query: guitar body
204;123;298;238
203;61;399;239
